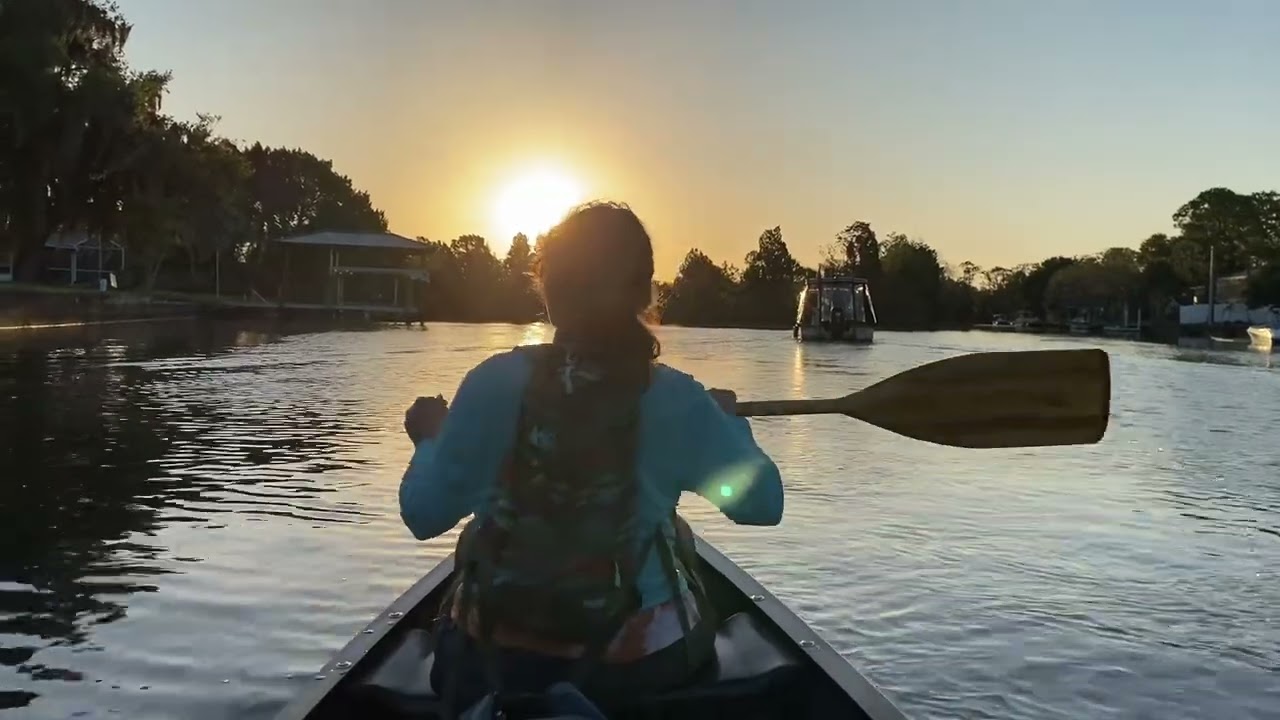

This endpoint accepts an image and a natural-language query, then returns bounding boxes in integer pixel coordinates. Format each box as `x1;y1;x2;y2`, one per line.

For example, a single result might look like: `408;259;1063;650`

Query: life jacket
452;344;697;666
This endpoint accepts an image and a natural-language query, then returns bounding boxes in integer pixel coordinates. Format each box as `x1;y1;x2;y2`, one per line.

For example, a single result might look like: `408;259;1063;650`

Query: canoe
273;535;908;720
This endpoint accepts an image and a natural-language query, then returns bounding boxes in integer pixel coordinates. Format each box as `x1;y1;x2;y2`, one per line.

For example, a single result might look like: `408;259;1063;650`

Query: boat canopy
795;276;877;327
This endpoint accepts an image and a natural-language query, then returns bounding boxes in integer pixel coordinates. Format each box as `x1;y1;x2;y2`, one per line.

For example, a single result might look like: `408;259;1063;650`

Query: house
44;231;125;287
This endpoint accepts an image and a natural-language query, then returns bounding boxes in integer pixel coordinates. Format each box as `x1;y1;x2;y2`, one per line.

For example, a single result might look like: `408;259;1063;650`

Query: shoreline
1;283;1172;342
0;315;200;332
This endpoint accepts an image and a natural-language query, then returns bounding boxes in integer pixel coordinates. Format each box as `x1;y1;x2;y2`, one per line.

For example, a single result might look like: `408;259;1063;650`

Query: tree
938;274;979;326
446;235;501;321
114;115;194;288
738;226;806;326
501;233;540;322
1020;256;1076;314
878;233;943;327
741;227;801;283
1172;187;1265;275
0;0;151;279
831;221;881;280
1137;233;1190;303
1251;191;1280;264
416;239;462;321
243;144;386;260
1246;263;1280;307
59;109;246;290
660;249;738;326
1045;261;1125;318
957;261;981;288
186;129;252;266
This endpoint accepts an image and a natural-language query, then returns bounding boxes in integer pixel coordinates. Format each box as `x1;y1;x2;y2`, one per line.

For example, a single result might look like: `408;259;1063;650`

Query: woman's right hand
707;388;737;415
404;395;449;444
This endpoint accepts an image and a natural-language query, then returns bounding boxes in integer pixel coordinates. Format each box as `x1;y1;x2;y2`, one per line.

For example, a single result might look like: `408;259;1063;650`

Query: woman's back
399;345;784;611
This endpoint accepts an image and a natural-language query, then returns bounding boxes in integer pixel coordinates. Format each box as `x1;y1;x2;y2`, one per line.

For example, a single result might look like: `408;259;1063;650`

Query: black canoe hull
273;536;907;720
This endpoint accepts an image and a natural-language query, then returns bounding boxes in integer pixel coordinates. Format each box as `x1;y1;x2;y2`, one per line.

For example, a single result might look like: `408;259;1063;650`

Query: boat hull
795;323;874;343
273;536;906;720
1247;325;1274;349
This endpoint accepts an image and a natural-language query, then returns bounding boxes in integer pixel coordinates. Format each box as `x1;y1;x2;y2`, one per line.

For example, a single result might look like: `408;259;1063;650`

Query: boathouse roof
275;232;428;252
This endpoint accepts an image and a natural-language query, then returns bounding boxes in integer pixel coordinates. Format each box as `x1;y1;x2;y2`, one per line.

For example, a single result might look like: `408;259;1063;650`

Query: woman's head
535;201;659;364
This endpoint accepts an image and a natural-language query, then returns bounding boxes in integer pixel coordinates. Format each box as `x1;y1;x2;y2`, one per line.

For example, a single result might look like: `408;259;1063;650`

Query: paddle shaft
736;399;844;417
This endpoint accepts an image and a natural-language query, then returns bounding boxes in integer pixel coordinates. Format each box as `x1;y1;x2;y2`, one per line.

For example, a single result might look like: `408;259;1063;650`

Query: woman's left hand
404;395;449;444
707;388;737;414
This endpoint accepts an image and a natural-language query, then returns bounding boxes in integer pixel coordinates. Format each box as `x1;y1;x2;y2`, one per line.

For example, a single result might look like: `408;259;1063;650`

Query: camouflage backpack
453;343;676;654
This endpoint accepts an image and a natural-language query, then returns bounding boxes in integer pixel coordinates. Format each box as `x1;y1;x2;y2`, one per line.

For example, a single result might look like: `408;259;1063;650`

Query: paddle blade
839;349;1111;448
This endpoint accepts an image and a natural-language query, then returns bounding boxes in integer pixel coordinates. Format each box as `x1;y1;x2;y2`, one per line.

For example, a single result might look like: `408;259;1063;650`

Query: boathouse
274;231;430;317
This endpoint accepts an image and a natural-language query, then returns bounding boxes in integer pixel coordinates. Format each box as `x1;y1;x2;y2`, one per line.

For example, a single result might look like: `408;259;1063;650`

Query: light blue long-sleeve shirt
399;348;784;609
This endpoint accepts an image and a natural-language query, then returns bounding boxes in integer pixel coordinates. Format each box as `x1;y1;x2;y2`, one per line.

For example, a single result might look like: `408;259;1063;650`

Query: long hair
535;201;660;384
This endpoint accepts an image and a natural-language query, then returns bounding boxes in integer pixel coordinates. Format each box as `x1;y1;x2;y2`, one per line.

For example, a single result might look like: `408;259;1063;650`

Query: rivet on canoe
750;594;765;602
388;611;404;619
799;640;816;649
335;661;353;670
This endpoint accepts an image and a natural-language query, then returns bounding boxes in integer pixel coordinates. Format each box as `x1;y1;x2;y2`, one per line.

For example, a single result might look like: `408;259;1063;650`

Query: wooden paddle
734;348;1111;449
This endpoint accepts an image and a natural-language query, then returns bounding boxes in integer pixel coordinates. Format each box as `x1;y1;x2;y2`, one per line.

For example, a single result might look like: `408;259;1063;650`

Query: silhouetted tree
1172;187;1270;275
737;226;806;326
501;233;540;322
660;250;739;326
826;221;881;280
877;233;943;327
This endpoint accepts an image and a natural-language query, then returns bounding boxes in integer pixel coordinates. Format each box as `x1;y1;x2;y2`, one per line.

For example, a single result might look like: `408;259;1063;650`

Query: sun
491;166;585;247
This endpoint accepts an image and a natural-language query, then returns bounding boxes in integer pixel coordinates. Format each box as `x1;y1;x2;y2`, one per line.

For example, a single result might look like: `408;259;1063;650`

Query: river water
0;323;1276;720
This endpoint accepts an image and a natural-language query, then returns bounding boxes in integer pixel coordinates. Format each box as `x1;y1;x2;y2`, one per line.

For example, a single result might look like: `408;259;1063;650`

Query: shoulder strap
654;520;710;669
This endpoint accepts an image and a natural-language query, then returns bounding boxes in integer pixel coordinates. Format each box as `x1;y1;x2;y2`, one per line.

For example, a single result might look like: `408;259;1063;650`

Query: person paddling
398;201;784;711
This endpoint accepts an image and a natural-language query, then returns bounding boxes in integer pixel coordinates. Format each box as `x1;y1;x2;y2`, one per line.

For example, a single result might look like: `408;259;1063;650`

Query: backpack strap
654;519;715;671
438;521;493;720
455;520;509;706
566;387;649;686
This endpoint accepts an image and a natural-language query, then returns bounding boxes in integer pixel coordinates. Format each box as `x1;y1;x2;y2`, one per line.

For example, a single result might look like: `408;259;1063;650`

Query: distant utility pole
1207;244;1216;328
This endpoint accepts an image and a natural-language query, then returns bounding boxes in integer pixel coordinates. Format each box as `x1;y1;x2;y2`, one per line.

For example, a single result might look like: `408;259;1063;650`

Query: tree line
0;0;387;290
654;185;1280;332
660;180;1280;330
415;183;1280;332
7;2;1280;334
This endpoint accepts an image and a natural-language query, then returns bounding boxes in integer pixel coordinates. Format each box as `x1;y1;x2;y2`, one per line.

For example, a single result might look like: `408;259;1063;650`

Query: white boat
1247;309;1280;349
793;276;876;343
1247;325;1272;348
1248;325;1277;348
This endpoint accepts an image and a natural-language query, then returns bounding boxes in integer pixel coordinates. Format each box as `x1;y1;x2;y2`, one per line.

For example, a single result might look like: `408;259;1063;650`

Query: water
1;323;1277;720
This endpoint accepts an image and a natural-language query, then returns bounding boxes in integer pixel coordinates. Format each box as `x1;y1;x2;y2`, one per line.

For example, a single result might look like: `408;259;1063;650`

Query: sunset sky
114;0;1279;278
